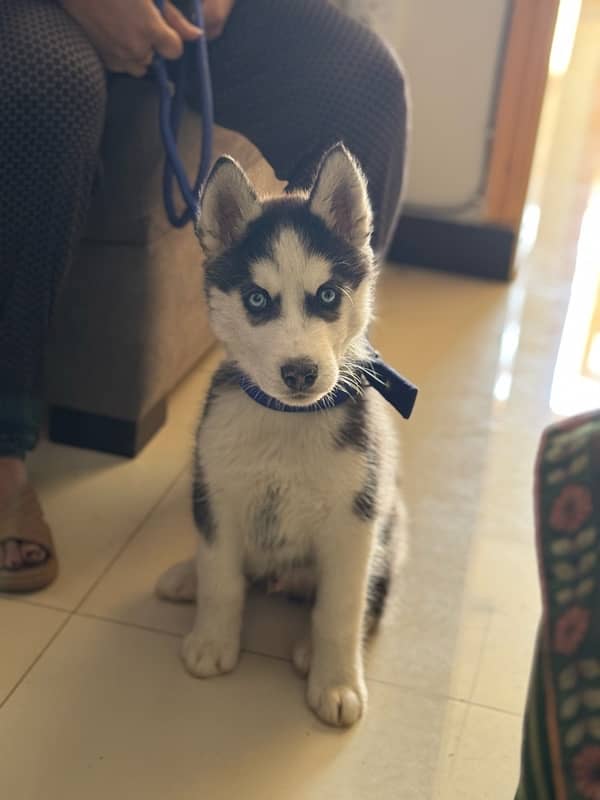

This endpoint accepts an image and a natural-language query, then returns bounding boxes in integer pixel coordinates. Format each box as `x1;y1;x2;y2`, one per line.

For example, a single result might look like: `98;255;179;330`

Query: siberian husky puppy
157;144;406;727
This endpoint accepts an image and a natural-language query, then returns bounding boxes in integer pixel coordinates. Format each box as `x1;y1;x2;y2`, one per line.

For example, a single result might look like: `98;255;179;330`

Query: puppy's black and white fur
157;144;406;727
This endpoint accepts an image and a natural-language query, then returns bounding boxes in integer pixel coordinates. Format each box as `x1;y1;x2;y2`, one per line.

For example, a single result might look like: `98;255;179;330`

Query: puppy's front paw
307;675;367;727
156;559;196;602
181;631;240;678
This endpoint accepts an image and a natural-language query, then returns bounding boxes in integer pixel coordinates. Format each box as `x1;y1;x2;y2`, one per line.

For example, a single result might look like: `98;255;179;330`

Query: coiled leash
151;2;417;417
151;0;213;227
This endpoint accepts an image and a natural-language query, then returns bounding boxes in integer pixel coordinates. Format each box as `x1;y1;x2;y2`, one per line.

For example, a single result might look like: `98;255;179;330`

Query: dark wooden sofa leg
48;398;167;458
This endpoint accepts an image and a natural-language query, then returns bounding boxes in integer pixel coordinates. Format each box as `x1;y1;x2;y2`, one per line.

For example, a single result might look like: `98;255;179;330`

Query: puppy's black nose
280;358;319;391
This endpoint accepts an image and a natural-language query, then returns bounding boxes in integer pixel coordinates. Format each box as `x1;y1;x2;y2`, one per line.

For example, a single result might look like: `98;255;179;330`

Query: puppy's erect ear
308;144;372;248
195;156;262;258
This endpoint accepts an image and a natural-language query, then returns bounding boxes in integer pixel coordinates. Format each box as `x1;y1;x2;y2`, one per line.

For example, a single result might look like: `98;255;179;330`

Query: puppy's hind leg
156;558;197;603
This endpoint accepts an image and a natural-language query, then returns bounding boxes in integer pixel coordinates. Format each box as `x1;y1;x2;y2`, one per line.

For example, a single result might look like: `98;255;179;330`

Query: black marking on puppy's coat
380;505;398;546
193;361;246;542
333;394;369;452
366;564;390;630
241;283;282;326
338;396;378;520
254;484;284;549
211;361;244;391
203;361;244;419
204;198;371;296
365;505;399;629
304;290;342;323
353;442;379;521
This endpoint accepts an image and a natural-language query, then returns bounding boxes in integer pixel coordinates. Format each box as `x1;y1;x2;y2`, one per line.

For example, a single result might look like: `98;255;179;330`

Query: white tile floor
1;260;534;799
2;5;599;797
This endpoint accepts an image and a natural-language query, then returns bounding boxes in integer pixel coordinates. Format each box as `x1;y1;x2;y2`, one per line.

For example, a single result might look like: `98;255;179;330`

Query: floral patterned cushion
516;411;600;799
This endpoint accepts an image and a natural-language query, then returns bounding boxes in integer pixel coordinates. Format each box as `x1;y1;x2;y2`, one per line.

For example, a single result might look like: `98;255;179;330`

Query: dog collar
239;350;418;419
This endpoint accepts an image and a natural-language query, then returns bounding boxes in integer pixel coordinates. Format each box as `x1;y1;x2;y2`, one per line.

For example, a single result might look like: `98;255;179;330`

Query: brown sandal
0;482;58;593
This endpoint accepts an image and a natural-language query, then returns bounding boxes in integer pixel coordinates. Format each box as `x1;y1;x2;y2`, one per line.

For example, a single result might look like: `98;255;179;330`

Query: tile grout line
74;609;182;639
72;463;189;615
462;698;523;719
61;608;525;719
464;606;494;704
0;603;523;721
0;463;188;713
0;594;71;615
1;465;524;727
2;458;195;621
0;613;73;712
362;673;523;718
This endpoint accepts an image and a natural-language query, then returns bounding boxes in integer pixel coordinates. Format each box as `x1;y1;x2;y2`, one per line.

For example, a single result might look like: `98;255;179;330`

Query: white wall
373;0;512;214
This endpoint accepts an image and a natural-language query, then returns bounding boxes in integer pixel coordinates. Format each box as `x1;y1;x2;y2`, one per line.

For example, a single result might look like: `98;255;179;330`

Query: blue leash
151;4;418;418
151;0;213;227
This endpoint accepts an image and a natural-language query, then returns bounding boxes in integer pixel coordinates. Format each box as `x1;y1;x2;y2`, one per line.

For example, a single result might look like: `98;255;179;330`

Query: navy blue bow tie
240;350;417;419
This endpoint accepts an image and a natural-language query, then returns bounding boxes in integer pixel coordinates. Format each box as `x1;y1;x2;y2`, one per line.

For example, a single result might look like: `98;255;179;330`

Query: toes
156;559;197;602
0;539;48;570
3;539;23;569
292;639;312;677
21;542;47;565
307;681;366;727
181;633;240;678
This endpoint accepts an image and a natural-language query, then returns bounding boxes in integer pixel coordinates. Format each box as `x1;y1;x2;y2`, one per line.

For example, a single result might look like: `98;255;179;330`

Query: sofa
45;76;284;457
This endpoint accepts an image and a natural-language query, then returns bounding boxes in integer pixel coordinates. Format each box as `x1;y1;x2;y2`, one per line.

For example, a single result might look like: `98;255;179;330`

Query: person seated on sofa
0;0;408;592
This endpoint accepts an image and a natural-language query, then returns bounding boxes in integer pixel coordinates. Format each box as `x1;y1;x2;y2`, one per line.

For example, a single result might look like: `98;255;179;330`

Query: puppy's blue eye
246;289;269;311
249;291;267;308
318;286;339;305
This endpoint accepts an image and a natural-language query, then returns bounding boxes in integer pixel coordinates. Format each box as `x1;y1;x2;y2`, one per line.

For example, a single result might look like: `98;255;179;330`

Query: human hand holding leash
60;0;203;77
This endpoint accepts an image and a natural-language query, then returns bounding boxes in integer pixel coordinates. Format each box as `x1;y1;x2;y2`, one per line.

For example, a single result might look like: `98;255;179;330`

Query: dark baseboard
48;399;167;458
389;213;517;281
